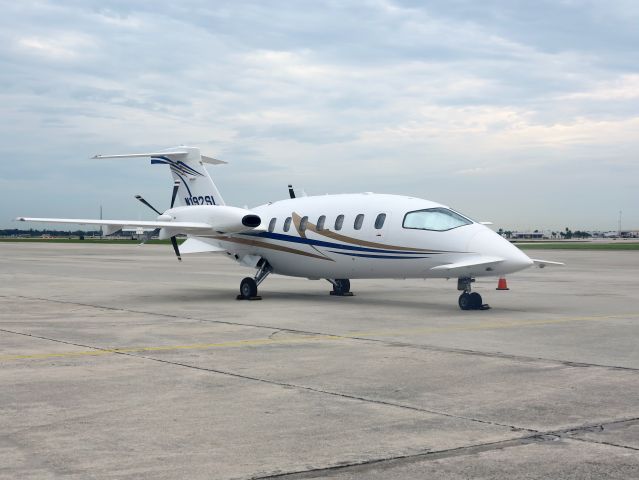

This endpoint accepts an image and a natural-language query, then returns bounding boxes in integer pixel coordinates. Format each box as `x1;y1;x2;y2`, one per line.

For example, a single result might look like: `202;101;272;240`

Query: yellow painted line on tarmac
347;313;639;338
0;334;343;362
3;313;637;362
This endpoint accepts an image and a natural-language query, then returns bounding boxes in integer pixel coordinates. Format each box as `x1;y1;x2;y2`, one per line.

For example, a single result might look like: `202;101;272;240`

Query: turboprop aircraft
17;146;562;310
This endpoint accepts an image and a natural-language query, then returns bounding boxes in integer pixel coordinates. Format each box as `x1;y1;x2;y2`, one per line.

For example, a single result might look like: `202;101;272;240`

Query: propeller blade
134;195;162;215
288;184;296;199
170;236;182;261
170;181;180;208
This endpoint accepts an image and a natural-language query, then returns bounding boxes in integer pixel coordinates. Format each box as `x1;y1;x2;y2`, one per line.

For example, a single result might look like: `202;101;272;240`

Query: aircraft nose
468;230;534;273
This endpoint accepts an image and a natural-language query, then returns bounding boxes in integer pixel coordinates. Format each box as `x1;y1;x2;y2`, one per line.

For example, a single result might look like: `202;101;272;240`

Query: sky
1;0;638;231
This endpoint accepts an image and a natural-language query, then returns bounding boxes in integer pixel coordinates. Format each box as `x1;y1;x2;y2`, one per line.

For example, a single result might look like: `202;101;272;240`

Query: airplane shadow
125;285;459;315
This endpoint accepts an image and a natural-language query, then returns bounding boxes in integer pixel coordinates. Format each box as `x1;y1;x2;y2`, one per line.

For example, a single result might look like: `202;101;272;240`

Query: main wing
17;203;265;237
16;217;212;236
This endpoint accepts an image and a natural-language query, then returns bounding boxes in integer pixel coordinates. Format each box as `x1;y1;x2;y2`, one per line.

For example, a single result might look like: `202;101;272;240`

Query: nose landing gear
457;277;489;310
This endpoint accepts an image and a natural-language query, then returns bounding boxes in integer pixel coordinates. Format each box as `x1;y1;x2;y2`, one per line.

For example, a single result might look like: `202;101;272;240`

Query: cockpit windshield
403;208;472;232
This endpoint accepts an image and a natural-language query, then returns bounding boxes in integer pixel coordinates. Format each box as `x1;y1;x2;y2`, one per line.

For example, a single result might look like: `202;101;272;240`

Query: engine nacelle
159;205;262;237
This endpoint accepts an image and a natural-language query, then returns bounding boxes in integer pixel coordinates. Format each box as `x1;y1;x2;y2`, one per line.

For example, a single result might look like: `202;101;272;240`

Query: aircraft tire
240;277;258;299
458;292;472;310
469;292;482;309
334;279;351;294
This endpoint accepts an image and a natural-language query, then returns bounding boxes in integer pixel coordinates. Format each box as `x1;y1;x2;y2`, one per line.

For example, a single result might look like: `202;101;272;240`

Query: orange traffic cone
496;277;509;290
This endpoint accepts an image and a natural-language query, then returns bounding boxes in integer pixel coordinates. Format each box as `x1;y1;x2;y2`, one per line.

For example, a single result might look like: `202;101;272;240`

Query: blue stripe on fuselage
242;231;437;256
329;251;430;259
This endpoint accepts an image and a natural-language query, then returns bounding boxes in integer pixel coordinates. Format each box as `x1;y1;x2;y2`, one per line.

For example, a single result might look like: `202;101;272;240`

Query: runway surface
1;242;638;479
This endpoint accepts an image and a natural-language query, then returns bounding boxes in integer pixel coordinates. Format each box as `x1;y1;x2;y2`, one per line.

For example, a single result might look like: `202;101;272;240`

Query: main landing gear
238;261;272;300
328;278;353;296
457;277;490;311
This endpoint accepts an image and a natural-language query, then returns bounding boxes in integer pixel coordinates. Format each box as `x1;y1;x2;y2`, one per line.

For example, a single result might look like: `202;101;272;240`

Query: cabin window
335;215;344;231
403;208;472;231
283;216;292;232
354;214;364;230
317;215;326;231
374;213;386;229
300;216;308;232
268;218;276;233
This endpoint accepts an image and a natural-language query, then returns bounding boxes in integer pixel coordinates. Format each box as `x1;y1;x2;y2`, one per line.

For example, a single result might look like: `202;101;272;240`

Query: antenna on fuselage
288;184;296;199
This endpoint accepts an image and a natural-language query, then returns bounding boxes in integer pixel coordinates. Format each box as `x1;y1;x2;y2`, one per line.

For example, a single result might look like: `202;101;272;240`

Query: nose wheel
457;277;489;310
458;292;483;310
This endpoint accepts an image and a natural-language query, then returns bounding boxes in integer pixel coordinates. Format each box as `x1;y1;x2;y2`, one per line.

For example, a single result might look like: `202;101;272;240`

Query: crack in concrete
2;319;638;478
0;326;536;434
246;418;639;479
7;295;639;373
4;324;638;448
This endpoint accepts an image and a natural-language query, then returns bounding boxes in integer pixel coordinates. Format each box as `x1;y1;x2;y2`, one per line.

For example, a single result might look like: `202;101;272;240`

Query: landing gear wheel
239;277;258;300
469;292;483;310
330;279;353;296
458;292;472;310
335;279;350;293
459;292;484;310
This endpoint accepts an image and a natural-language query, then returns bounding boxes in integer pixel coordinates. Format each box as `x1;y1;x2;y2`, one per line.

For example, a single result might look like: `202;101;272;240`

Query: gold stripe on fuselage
291;212;438;253
210;235;333;261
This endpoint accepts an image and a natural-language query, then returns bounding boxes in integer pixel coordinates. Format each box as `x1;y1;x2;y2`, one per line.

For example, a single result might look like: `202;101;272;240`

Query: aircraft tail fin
93;146;226;206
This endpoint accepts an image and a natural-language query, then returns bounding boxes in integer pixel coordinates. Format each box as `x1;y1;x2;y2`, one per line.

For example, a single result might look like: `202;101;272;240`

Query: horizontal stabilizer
92;152;227;164
431;256;504;274
92;151;189;159
531;258;565;268
180;237;226;254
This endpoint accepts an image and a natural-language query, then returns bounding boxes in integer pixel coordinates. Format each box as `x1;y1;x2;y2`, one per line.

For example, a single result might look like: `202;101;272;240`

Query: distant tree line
496;227;592;239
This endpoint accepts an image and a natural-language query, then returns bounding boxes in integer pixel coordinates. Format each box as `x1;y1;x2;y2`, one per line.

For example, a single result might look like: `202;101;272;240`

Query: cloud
0;0;638;230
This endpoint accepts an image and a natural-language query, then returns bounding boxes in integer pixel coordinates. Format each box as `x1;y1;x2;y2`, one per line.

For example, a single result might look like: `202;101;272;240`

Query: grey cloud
1;0;638;229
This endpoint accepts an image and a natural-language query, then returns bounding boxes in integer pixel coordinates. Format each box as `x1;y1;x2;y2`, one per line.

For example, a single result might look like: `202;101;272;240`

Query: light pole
618;210;622;238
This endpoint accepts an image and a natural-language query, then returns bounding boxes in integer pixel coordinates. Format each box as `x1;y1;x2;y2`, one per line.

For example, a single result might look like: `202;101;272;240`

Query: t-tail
93;146;226;207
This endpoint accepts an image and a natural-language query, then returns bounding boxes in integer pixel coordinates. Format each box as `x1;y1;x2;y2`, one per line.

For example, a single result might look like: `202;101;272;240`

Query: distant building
511;232;546;240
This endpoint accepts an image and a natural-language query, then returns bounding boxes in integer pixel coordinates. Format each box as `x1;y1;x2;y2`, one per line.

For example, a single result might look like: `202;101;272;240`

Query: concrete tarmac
1;242;638;479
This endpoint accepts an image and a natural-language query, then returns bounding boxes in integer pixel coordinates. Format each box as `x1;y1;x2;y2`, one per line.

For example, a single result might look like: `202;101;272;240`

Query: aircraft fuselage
208;193;533;279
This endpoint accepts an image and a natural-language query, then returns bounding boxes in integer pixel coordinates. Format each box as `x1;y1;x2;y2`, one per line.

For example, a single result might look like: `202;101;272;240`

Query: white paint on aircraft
18;146;562;310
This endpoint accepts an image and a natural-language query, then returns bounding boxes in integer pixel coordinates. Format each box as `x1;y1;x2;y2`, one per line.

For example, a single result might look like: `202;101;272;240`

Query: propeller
134;195;162;215
170;180;180;208
135;180;182;261
170;236;181;261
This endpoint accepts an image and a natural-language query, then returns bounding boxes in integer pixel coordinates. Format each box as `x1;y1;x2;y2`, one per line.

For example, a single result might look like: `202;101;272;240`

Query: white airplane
18;146;562;310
